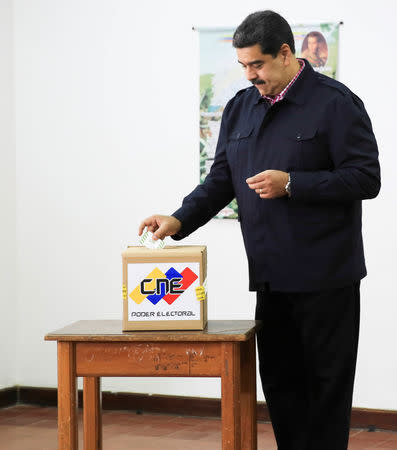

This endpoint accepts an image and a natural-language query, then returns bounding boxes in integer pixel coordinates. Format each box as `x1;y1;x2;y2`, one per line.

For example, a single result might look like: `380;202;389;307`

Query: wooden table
45;320;261;450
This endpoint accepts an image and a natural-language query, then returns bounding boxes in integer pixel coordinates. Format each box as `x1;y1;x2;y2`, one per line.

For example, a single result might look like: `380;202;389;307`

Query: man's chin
255;85;267;96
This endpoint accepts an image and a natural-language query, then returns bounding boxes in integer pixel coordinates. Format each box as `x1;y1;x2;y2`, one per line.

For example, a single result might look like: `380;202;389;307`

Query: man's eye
253;64;263;69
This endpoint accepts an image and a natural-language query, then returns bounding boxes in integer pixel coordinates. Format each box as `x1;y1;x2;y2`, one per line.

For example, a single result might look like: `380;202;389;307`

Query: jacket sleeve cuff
170;211;187;241
289;171;309;201
289;170;329;202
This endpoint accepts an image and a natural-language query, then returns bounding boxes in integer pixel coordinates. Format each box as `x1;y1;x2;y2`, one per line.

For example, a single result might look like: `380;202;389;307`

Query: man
139;10;380;450
303;31;327;67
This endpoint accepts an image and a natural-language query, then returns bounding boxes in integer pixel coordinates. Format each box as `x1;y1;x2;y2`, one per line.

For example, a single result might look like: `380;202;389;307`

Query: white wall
11;0;397;409
0;0;16;389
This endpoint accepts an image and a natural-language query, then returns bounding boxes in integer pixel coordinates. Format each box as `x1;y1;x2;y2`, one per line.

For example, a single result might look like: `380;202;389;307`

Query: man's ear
279;43;293;66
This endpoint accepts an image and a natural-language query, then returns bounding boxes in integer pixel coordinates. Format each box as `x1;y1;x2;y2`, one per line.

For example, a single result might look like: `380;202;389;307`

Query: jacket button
236;132;241;138
296;133;302;140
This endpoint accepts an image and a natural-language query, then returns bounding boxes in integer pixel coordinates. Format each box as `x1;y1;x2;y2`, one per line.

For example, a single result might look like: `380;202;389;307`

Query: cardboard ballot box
122;246;207;331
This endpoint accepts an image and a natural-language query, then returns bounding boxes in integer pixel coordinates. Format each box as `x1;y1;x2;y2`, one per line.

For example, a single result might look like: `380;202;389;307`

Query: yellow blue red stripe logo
130;267;198;305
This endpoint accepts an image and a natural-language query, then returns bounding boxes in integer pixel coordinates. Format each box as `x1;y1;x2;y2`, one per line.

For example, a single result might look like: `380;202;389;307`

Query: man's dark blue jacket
172;61;380;292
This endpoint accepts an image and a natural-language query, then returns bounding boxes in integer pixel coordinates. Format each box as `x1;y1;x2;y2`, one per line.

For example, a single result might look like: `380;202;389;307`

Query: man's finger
246;176;260;184
138;222;146;236
153;223;168;241
138;219;151;236
246;172;266;184
138;216;158;235
148;224;158;233
248;181;266;190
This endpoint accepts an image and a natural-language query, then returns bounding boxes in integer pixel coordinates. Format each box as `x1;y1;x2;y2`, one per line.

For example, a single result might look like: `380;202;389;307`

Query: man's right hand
138;215;182;241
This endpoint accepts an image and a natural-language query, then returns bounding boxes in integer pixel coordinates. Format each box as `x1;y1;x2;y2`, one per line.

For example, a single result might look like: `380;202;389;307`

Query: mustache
251;79;266;85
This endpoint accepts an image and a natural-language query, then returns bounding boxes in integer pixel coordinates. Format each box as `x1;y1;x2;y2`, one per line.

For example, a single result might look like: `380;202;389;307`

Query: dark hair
232;10;295;57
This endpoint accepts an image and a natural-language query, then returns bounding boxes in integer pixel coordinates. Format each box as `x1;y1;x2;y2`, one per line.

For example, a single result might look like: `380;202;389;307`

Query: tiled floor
0;405;396;449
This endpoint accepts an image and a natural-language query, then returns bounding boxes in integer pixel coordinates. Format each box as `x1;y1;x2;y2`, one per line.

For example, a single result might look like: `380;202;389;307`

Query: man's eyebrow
237;59;264;66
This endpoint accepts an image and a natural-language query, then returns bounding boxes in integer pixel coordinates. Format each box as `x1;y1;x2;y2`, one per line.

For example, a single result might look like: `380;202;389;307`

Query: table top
45;320;261;342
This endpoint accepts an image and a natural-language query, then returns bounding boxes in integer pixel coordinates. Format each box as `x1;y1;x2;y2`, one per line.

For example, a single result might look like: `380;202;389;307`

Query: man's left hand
246;170;289;199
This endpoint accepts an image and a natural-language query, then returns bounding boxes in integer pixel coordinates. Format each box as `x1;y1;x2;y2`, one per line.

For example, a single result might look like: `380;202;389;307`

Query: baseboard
0;386;18;409
350;407;397;432
1;386;396;431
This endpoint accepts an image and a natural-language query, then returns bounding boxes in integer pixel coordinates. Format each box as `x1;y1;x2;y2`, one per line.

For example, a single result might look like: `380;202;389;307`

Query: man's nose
245;66;257;82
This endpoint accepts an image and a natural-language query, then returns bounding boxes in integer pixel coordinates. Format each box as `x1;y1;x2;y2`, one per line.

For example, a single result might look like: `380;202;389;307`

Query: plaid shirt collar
261;58;305;106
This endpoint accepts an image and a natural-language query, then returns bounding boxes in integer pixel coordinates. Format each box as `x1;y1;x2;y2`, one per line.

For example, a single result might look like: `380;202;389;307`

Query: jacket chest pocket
227;127;254;157
289;129;330;170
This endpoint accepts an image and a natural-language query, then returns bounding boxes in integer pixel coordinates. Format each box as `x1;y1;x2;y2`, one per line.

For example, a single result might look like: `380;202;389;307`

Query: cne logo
129;267;198;306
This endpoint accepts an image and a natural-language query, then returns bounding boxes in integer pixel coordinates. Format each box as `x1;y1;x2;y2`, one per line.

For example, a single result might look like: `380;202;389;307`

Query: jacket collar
253;59;316;106
283;59;316;105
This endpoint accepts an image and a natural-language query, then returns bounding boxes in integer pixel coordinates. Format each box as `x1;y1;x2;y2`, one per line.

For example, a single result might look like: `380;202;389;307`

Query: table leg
83;377;102;450
58;342;78;450
221;342;241;450
240;336;257;450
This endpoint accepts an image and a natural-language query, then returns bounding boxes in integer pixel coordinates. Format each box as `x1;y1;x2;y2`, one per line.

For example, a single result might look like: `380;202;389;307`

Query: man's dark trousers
255;282;360;450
